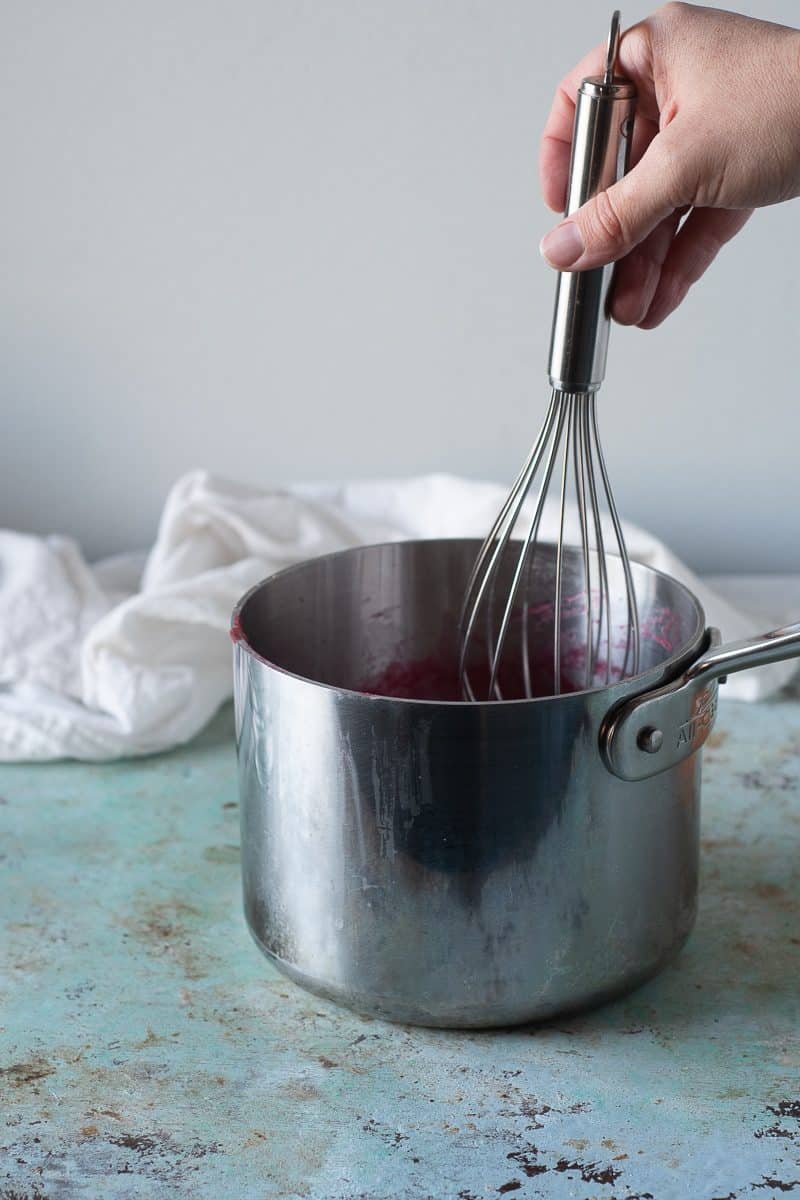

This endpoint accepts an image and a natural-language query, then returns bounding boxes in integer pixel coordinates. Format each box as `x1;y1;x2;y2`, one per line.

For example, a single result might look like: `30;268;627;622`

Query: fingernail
539;221;584;268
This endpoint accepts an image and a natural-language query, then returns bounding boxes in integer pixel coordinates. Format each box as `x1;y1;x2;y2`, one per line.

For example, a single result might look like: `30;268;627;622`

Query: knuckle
645;275;687;326
665;273;691;314
588;189;629;253
658;1;689;21
691;232;721;269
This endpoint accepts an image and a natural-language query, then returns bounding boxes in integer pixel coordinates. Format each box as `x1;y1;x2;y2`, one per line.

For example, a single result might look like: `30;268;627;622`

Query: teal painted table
2;693;800;1200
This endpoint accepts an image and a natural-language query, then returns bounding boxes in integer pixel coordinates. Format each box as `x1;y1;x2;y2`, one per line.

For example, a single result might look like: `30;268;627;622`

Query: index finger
539;42;607;213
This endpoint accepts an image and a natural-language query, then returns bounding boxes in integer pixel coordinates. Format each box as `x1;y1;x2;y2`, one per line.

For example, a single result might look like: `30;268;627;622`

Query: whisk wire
458;392;560;701
590;396;641;679
486;397;564;700
507;395;567;699
553;394;574;696
578;394;608;685
573;395;592;690
457;393;558;677
459;386;640;701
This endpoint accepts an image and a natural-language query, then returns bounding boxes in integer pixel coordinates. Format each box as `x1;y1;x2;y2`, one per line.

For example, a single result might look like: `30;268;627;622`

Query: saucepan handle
601;621;800;781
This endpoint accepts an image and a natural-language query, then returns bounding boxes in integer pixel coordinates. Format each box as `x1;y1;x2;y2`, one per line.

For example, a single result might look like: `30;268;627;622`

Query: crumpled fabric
0;469;795;761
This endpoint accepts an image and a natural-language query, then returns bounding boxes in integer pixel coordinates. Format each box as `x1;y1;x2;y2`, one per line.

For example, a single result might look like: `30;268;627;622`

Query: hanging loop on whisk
604;10;621;84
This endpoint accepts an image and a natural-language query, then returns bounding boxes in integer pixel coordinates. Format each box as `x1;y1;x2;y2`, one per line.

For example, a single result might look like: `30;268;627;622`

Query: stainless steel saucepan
231;539;800;1027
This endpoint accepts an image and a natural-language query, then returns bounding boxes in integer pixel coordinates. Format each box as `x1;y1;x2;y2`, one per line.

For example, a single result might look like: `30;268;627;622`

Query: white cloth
0;470;796;762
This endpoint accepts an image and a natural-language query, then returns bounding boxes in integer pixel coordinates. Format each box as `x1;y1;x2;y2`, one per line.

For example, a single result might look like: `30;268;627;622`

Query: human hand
539;2;800;327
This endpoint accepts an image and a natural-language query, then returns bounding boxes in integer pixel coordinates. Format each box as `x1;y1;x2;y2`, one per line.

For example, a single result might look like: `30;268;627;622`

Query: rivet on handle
637;727;664;755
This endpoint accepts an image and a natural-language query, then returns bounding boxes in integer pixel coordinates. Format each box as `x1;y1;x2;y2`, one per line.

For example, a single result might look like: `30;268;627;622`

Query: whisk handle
547;11;636;393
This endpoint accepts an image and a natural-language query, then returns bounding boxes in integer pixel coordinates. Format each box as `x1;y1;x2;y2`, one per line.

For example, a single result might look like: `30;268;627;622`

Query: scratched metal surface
2;693;800;1200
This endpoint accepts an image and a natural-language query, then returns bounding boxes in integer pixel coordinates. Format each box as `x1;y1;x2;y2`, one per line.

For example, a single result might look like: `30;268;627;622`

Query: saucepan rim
230;537;707;708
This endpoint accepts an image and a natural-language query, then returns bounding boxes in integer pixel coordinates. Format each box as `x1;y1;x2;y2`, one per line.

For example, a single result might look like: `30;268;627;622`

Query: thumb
540;131;690;271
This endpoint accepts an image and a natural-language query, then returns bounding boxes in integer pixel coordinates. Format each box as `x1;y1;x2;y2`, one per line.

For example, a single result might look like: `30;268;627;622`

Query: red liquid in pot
358;654;575;701
356;605;681;702
359;655;464;701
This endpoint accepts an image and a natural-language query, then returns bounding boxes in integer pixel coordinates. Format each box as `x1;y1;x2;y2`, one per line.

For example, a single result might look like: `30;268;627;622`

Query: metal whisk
459;11;640;702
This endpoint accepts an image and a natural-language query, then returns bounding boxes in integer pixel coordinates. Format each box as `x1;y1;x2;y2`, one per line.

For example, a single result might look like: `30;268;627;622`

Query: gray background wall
1;0;797;570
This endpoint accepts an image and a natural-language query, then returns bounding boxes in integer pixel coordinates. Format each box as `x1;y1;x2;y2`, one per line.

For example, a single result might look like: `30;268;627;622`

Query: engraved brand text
676;687;717;749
